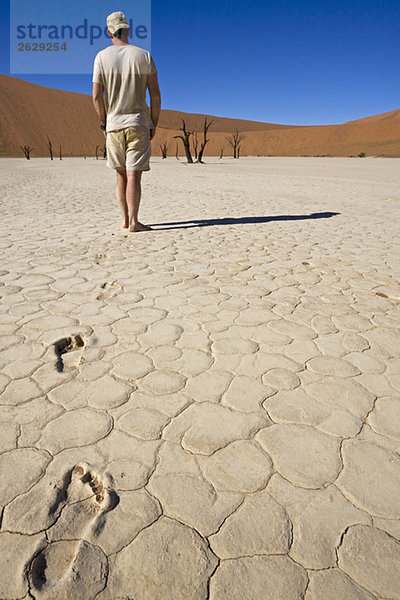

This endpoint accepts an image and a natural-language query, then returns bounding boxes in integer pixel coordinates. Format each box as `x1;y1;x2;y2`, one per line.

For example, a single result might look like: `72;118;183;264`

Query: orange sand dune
0;74;399;158
0;74;105;158
345;108;400;125
157;109;293;132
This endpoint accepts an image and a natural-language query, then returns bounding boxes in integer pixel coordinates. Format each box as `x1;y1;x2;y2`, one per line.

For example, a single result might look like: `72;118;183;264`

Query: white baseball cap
107;11;129;34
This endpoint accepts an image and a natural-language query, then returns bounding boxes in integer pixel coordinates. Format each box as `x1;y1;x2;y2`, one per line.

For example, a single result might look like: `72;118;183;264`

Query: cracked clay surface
0;156;399;599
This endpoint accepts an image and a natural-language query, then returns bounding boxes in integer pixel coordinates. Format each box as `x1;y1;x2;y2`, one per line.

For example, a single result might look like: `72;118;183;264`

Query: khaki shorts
106;126;151;171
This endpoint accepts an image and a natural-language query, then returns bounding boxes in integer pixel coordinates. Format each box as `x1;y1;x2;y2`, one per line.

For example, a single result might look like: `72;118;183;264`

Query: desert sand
0;156;399;599
1;74;399;158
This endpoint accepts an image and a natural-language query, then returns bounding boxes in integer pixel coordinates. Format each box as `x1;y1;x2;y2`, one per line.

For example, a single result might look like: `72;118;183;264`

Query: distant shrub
21;145;33;160
358;152;366;158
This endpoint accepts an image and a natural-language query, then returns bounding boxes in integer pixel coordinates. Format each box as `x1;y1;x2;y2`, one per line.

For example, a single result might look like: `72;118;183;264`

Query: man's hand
92;83;107;128
147;73;161;141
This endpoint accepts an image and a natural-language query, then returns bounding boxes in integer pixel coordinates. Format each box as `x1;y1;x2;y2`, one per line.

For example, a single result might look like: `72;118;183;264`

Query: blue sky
0;0;399;125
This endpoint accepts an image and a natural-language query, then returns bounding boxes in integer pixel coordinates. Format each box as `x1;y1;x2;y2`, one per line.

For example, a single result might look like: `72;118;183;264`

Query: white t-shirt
93;45;157;132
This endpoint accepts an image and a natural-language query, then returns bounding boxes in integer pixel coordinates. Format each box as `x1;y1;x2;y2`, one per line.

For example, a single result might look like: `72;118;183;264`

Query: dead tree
103;146;107;159
59;145;62;160
174;119;193;163
21;145;33;160
95;145;99;160
219;147;224;159
47;136;53;160
226;129;245;159
175;143;180;161
160;142;168;159
193;131;199;161
197;118;214;163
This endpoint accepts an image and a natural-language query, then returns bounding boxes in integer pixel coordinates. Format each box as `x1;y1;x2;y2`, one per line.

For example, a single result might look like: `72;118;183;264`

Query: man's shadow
149;212;339;230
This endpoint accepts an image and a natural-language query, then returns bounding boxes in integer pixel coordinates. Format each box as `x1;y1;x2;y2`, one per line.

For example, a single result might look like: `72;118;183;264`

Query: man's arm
147;73;161;140
92;82;107;129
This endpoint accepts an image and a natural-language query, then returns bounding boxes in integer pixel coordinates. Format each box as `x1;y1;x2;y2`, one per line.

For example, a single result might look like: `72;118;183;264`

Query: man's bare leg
116;169;129;228
126;170;151;232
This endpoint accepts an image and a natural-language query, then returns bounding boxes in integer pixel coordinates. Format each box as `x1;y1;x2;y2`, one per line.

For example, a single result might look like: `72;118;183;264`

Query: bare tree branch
193;130;199;161
160;142;168;159
20;145;33;160
197;118;214;163
47;136;53;160
225;129;245;158
174;119;193;163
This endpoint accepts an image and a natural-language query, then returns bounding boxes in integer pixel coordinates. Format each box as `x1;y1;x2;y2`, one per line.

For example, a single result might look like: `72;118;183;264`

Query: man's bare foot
129;222;153;232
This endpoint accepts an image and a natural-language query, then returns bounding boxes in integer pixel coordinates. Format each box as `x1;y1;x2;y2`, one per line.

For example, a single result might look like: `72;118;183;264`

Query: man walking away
92;11;161;232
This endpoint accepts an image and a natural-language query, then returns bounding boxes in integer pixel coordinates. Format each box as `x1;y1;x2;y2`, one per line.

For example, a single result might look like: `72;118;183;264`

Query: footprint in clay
54;334;85;373
29;463;115;600
97;281;121;302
